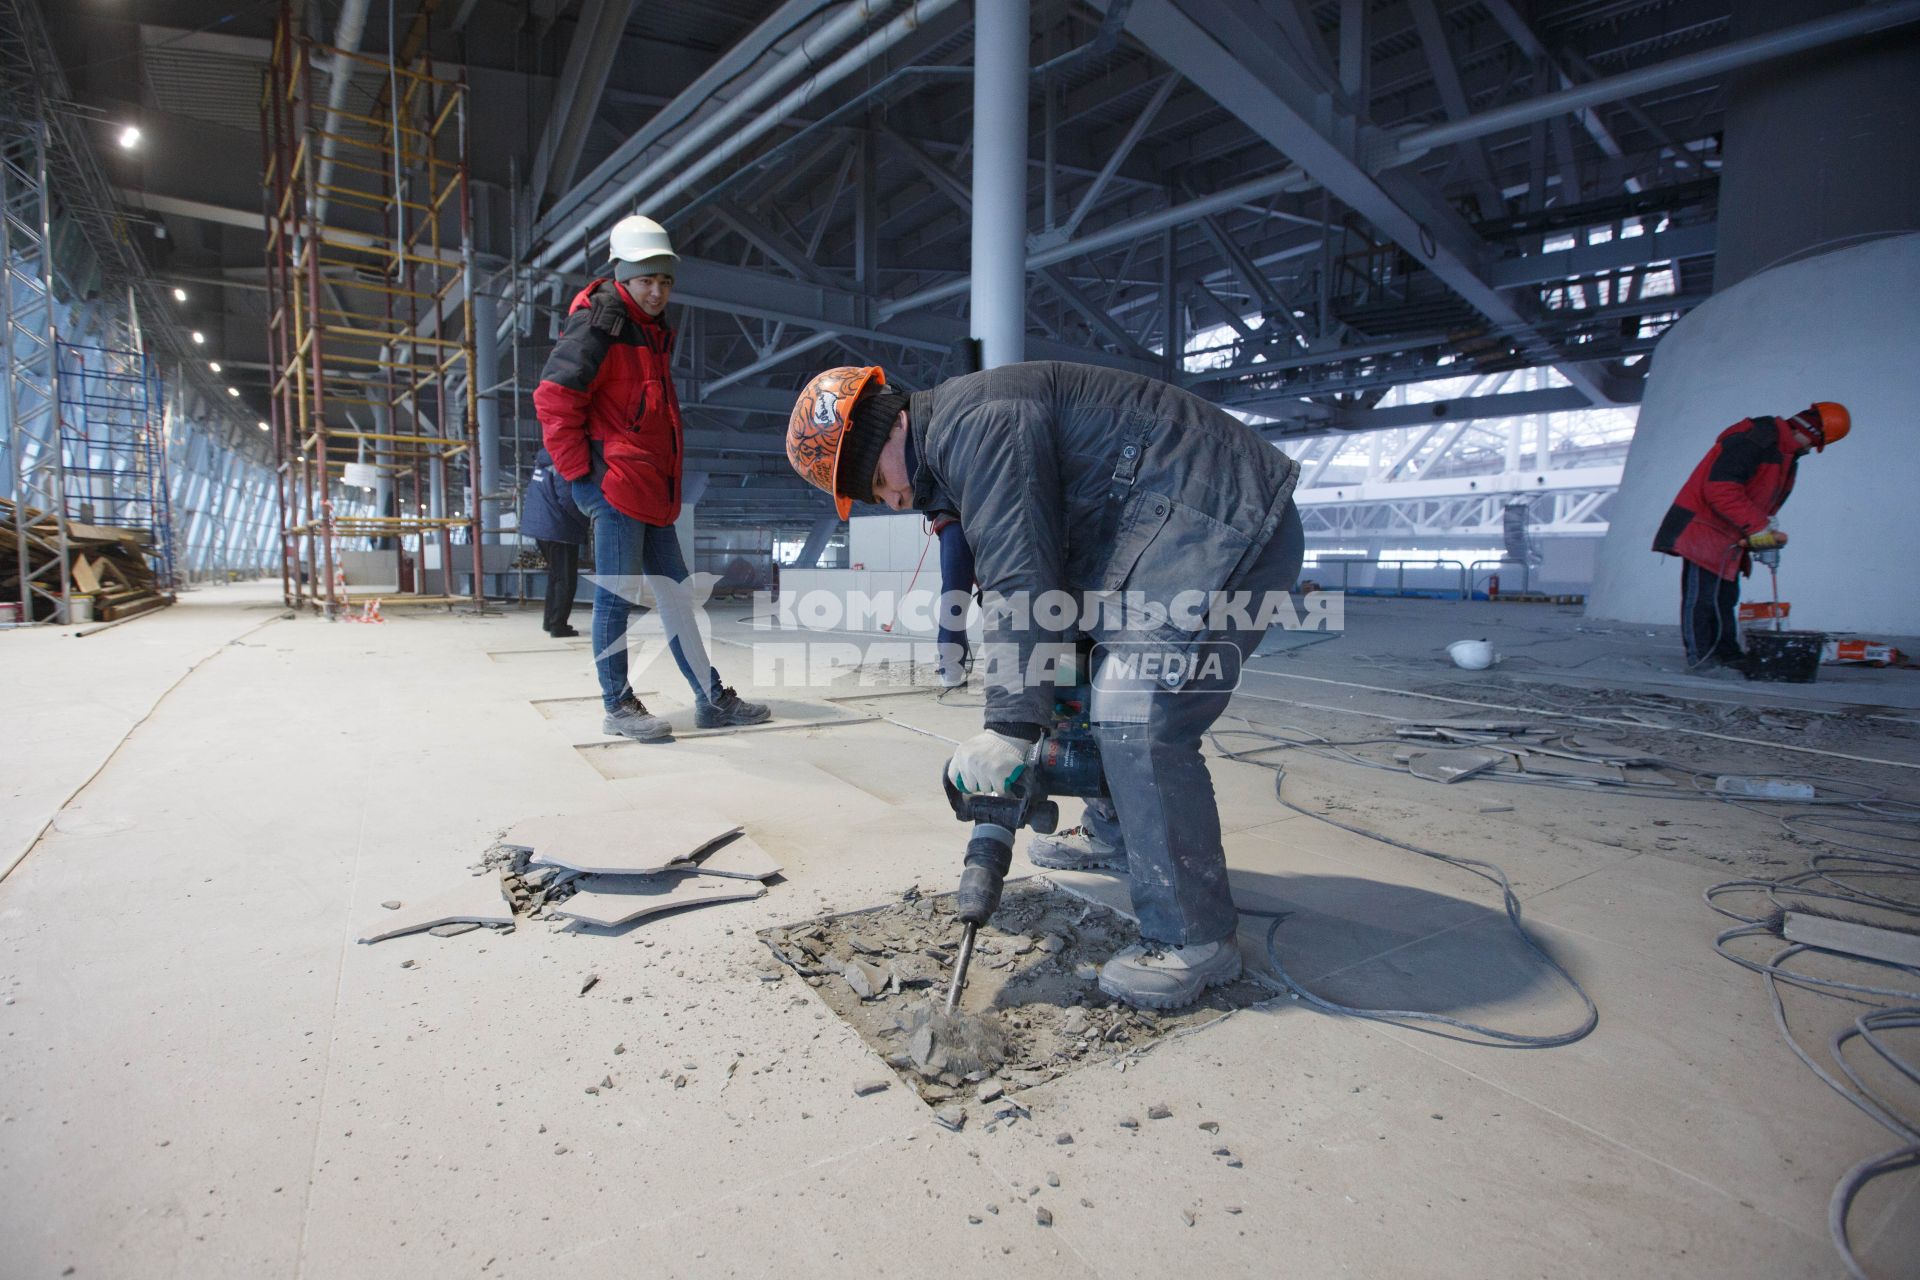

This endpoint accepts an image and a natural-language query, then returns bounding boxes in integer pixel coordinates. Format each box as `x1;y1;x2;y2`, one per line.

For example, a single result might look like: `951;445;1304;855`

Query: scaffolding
55;340;177;589
261;5;483;616
1;117;67;622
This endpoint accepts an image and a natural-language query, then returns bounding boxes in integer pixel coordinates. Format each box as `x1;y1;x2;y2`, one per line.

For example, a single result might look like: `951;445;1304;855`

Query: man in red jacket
533;215;770;739
1652;401;1849;673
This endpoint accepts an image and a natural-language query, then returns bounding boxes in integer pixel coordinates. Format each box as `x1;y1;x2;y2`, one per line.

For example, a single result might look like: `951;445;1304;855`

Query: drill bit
944;921;978;1014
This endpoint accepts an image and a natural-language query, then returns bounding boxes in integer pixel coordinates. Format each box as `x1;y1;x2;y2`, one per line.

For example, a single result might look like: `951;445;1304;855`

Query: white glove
947;730;1029;795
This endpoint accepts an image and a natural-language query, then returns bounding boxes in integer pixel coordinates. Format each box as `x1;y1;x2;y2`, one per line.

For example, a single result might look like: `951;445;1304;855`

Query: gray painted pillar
970;0;1030;369
369;402;396;549
794;513;838;568
472;289;502;543
1714;0;1920;290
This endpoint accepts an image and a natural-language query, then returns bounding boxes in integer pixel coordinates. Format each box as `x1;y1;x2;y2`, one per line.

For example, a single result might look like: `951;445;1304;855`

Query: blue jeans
1092;501;1305;946
571;480;723;712
936;521;975;665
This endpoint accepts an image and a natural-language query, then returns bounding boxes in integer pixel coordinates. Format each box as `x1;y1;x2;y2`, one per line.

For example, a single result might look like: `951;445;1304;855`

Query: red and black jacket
1652;416;1801;580
533;279;685;525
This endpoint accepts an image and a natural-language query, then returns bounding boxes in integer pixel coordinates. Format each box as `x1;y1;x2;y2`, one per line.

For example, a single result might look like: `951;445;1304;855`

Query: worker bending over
1652;402;1849;674
534;215;770;740
786;362;1304;1010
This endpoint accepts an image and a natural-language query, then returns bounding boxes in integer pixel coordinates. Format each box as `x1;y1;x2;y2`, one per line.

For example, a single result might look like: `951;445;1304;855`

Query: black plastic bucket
1745;629;1824;683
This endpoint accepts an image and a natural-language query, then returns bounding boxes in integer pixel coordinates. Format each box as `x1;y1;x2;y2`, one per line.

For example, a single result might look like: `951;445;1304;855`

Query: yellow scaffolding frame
261;1;483;616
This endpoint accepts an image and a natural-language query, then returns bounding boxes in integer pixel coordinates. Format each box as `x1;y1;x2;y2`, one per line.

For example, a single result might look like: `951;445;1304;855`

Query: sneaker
1028;825;1126;871
602;695;670;742
936;660;968;689
1098;938;1242;1010
695;686;772;729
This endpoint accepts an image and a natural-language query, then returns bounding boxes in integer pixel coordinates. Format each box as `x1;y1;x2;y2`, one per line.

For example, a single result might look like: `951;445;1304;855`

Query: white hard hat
607;214;677;279
1447;639;1495;670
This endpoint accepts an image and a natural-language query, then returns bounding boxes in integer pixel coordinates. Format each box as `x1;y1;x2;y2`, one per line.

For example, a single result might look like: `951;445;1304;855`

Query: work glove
1745;527;1787;551
948;730;1028;795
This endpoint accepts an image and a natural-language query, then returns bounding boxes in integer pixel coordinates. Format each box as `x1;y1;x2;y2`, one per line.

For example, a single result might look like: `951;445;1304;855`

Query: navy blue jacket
522;448;589;544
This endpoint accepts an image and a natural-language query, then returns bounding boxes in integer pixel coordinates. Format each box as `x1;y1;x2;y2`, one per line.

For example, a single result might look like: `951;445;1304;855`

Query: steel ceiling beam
1099;0;1621;405
530;0;636;202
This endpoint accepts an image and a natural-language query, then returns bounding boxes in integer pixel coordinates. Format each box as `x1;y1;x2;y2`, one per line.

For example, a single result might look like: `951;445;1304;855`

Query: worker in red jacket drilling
533;214;770;740
1652;401;1849;673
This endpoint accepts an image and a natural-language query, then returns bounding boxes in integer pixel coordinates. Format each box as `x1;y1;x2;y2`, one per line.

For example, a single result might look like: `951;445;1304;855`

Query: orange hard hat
1792;401;1849;450
787;365;884;518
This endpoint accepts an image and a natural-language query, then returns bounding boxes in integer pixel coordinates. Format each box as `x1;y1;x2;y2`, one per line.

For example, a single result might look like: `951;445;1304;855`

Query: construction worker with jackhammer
1652;401;1849;675
786;362;1305;1010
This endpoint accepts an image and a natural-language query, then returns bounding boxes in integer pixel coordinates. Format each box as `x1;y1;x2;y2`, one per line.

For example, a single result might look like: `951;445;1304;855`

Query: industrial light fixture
172;287;187;303
256;421;269;432
227;386;240;397
117;125;141;150
190;331;205;345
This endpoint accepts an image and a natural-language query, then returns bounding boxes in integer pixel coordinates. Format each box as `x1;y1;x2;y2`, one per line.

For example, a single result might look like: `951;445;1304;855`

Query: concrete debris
1054;1132;1074;1145
689;834;783;882
380;900;401;910
757;880;1263;1105
428;921;481;937
1046;1172;1060;1187
504;812;741;875
1226;1158;1243;1168
359;873;515;944
579;974;599;996
852;1079;891;1097
1147;1103;1172;1120
1225;1206;1242;1215
1406;747;1504;785
933;1106;966;1131
553;874;766;929
1035;1206;1053;1227
1198;1120;1219;1133
1118;1117;1140;1129
1181;1209;1196;1227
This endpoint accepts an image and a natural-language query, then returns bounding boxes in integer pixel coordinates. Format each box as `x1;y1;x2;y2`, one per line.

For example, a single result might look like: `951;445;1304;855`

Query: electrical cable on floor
1209;731;1599;1049
1218;697;1916;1270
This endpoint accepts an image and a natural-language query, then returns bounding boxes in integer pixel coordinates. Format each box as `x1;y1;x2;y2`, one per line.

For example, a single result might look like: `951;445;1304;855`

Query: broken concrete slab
359;874;514;944
504;812;742;875
550;873;766;929
1406;747;1504;784
688;834;782;882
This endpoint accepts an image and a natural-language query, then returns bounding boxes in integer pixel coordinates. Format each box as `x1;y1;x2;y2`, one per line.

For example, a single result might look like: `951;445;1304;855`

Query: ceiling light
227;386;240;397
191;331;205;345
172;287;187;303
257;421;269;431
208;361;222;373
117;125;141;150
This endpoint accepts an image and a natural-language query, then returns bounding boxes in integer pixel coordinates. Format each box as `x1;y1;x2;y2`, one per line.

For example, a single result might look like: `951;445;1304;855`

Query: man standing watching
534;214;770;740
1652;402;1849;673
523;446;586;638
786;361;1304;1010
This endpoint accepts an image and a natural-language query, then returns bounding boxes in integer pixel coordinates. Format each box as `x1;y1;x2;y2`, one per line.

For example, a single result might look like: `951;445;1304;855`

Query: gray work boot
1098;938;1242;1010
1028;825;1126;871
696;686;772;729
602;694;671;742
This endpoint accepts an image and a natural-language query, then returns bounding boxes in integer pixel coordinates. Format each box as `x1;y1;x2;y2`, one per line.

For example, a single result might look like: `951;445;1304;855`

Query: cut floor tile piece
1407;747;1504;784
1512;753;1627;783
690;833;782;881
503;811;742;874
551;872;766;927
359;873;513;943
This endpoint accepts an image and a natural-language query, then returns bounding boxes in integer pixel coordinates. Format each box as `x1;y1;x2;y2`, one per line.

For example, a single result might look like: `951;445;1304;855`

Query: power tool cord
1211;733;1599;1049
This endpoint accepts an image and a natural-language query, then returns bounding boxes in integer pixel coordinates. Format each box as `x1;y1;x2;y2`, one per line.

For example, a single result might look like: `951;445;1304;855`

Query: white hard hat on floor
1447;638;1496;670
608;214;678;281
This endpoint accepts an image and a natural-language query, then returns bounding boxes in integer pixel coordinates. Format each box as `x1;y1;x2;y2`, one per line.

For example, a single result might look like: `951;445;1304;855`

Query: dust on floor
759;879;1274;1108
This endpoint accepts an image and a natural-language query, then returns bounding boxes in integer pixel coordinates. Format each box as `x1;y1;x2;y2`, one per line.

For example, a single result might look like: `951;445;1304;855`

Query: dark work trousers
1680;559;1743;667
935;521;976;668
536;538;581;634
1091;501;1306;947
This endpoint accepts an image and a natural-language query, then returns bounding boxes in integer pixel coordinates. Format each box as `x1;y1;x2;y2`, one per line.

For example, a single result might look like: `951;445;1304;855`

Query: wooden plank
71;555;101;595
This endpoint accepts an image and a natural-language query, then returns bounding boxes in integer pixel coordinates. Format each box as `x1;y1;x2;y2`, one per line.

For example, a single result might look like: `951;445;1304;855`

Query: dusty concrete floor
2;583;1916;1277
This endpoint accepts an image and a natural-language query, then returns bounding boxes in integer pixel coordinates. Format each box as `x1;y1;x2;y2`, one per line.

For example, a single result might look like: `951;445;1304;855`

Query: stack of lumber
0;497;171;622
